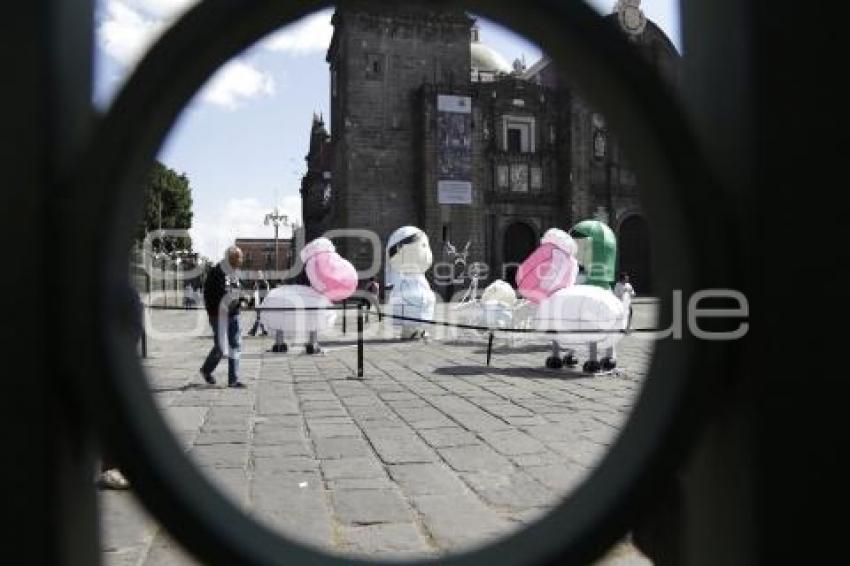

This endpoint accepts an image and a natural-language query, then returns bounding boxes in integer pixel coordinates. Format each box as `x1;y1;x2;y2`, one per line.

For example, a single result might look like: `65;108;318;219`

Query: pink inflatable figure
260;238;357;354
516;228;578;303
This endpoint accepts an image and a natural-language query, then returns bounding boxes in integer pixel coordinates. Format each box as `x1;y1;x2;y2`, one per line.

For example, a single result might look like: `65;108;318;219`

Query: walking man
200;245;246;388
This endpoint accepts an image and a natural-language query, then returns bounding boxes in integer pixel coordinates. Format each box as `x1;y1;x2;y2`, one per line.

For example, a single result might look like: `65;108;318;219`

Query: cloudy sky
94;0;680;260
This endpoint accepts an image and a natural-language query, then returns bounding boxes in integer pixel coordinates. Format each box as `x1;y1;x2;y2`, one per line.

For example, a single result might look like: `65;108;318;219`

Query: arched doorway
618;215;652;294
502;222;537;287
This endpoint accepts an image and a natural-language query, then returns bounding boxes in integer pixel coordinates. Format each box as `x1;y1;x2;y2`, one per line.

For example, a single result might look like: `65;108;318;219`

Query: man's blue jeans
201;315;240;383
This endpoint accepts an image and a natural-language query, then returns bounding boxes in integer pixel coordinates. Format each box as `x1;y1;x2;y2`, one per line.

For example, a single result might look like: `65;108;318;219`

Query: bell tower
325;2;472;271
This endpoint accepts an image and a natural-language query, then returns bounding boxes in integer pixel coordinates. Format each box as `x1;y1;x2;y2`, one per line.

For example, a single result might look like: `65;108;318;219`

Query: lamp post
263;206;289;277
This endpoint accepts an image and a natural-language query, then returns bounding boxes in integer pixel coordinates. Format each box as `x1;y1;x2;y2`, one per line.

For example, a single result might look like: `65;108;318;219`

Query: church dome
470;27;512;74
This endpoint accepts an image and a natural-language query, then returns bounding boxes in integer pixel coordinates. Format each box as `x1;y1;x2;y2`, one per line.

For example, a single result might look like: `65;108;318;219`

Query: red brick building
235;237;294;274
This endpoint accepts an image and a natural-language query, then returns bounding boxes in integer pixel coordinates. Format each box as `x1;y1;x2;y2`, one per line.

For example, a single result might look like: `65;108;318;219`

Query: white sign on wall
438;181;473;204
437;94;472;113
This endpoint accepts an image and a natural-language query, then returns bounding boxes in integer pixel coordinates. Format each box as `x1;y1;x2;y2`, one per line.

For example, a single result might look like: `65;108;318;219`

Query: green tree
137;161;194;251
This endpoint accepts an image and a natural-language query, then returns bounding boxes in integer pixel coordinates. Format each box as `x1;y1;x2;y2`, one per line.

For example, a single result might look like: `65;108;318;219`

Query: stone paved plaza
100;302;657;564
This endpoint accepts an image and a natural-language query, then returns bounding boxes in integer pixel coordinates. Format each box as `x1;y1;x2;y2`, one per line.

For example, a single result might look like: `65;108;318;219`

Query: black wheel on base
563;354;578;367
546;356;564;369
583;360;602;373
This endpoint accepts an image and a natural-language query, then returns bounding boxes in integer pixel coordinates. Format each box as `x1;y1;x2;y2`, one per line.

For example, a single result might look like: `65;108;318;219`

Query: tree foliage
137;161;194;251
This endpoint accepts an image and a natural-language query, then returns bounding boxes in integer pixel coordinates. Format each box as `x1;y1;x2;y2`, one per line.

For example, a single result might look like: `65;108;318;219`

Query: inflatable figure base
401;329;429;341
544;355;619;377
269;342;324;355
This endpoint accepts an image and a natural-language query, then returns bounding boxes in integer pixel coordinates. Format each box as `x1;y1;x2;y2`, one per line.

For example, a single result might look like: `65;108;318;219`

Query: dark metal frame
67;1;729;564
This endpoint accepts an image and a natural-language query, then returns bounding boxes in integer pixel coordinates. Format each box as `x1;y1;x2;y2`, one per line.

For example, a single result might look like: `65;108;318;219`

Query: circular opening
79;1;724;565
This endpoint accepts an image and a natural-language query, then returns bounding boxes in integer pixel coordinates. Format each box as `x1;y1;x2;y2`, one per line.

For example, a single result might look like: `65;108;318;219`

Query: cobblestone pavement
100;301;658;564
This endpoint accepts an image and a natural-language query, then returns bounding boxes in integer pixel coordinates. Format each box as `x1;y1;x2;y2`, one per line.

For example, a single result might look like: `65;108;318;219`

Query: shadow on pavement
432;365;597;380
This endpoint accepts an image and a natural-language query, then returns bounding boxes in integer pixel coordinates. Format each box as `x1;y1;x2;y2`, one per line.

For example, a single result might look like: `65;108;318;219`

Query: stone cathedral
300;1;678;295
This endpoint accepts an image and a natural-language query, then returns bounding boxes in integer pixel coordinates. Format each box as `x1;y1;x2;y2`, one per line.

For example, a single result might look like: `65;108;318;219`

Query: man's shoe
200;371;216;385
228;381;246;388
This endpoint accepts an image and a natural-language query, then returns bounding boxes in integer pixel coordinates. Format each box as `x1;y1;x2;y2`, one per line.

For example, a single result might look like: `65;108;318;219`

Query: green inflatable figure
569;220;617;290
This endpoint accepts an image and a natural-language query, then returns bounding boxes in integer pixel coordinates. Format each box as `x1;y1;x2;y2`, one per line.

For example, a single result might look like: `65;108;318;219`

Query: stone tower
325;2;472;272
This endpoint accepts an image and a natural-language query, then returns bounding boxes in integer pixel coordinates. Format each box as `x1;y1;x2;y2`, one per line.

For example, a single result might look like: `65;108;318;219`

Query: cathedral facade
300;2;678;295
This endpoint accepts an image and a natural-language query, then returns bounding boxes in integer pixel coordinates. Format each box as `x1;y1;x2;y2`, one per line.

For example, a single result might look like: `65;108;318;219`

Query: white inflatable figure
517;223;630;373
260;238;357;354
479;279;516;330
386;226;436;340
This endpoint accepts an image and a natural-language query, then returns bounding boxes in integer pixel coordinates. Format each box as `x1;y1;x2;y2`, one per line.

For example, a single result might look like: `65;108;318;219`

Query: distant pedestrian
183;282;194;309
614;272;636;327
576;265;588;285
200;246;247;388
248;271;270;336
365;276;380;321
614;272;636;300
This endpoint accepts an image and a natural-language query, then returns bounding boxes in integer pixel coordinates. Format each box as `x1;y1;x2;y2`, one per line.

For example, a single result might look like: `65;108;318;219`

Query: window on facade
365;53;384;79
503;116;535;153
331;69;337;97
510;164;529;192
507;128;522;152
496;165;509;189
531;166;542;190
594;129;607;159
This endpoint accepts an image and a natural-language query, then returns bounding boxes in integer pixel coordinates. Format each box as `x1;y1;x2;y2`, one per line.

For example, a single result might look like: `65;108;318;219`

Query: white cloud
126;0;197;19
97;0;164;67
97;0;276;109
261;9;334;55
200;60;276;109
190;197;302;260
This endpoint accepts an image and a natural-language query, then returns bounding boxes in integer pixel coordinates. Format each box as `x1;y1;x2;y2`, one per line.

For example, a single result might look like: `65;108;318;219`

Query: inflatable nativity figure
385;226;436;340
516;223;630;373
479;279;518;330
260;237;357;354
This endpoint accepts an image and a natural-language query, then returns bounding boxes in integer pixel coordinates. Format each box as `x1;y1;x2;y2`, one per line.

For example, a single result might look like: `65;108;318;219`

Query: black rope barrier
141;303;658;375
143;304;657;334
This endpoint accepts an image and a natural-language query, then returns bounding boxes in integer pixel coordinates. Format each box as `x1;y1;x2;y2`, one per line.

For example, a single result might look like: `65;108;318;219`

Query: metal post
142;271;149;358
357;304;364;379
342;299;347;334
486;331;494;366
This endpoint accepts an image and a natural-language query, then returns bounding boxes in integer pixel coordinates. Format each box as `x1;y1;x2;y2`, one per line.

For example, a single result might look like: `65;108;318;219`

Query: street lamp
263;206;289;276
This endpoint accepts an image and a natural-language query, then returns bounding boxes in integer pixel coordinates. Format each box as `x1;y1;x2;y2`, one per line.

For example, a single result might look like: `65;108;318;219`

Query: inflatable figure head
481;279;517;308
569;220;617;289
515;228;578;303
386;226;433;281
301;238;357;301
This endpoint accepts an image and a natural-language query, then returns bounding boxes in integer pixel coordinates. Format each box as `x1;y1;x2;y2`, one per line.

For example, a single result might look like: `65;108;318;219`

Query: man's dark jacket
203;263;242;318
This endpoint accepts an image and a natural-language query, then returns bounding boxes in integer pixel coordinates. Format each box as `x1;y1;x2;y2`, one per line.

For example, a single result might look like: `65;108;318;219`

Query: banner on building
438;180;473;204
436;94;473;205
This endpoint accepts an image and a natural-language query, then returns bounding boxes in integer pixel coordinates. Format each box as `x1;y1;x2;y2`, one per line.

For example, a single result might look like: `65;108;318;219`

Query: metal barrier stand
356;304;364;379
